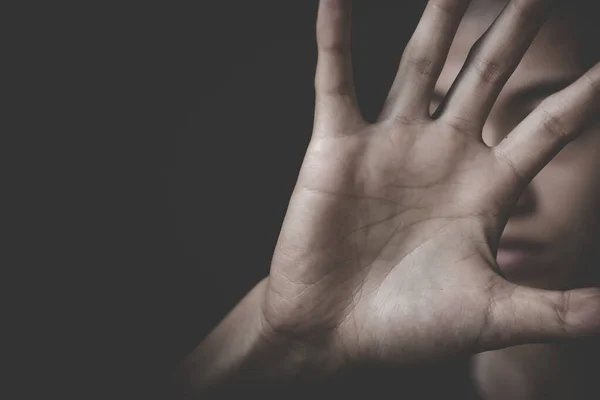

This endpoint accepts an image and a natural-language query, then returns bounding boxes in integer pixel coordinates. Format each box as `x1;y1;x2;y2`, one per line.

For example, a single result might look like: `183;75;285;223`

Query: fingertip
316;0;352;48
561;287;600;338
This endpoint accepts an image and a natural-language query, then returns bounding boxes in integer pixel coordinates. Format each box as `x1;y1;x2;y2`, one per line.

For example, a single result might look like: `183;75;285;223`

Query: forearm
174;278;341;398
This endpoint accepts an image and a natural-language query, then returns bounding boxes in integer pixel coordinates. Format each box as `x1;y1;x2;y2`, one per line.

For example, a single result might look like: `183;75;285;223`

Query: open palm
261;0;600;367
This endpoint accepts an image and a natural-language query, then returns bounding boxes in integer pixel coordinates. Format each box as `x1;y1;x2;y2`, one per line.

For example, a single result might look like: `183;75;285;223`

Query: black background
170;2;429;396
17;1;485;398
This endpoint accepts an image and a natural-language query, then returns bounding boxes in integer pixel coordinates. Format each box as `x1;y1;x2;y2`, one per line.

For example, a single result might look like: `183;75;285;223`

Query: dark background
170;2;429;396
17;1;484;398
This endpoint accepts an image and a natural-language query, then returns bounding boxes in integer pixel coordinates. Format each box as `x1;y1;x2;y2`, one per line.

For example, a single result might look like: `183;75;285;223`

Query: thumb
483;284;600;349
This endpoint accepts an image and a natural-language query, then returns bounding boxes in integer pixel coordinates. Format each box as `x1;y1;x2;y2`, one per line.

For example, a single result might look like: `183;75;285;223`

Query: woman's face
433;9;600;290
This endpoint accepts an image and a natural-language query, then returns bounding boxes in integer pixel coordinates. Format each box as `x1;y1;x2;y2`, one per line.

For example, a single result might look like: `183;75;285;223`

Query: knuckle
318;39;347;56
539;106;571;140
469;54;507;84
582;71;600;98
319;80;354;97
392;113;424;128
402;38;437;79
493;147;527;187
552;291;571;335
444;114;479;136
406;55;435;78
507;0;546;24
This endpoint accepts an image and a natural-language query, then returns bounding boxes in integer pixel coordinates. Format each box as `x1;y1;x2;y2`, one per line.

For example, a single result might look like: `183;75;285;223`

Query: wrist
177;278;346;396
256;305;346;383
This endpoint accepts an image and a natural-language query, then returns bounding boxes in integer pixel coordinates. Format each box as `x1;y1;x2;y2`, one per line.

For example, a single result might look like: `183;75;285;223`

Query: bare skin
435;4;600;398
178;0;600;396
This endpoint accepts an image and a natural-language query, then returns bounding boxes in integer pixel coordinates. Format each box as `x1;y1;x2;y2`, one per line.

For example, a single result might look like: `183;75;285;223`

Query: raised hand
261;0;600;367
179;1;600;393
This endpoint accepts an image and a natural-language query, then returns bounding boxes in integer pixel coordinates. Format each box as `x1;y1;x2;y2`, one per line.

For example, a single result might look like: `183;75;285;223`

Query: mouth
496;238;545;274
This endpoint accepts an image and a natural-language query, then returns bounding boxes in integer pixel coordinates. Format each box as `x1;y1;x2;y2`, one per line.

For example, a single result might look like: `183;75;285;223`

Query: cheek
539;155;600;233
546;127;600;204
535;143;600;287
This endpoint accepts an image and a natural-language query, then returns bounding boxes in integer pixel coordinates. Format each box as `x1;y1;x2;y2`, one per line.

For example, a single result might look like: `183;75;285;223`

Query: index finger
314;0;362;134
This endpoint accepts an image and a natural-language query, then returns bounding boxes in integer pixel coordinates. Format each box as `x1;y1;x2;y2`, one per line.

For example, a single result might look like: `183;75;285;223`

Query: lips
496;238;545;274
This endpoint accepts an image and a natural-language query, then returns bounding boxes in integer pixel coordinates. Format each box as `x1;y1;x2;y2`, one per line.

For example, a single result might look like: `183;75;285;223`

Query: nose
482;118;537;217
